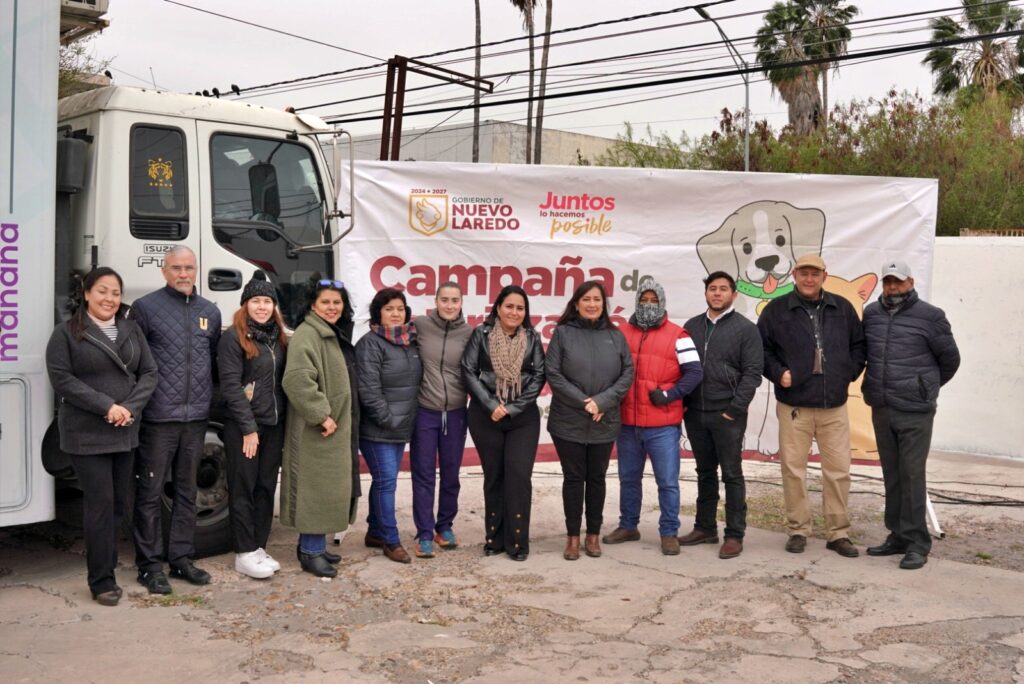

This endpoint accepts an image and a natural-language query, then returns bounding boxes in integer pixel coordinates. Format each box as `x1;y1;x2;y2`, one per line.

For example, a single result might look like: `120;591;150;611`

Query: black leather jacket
460;322;545;419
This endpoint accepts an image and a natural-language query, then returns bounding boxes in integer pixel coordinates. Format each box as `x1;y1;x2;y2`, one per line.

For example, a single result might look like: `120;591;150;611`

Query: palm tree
473;0;482;163
923;0;1024;100
801;0;858;132
510;0;537;163
534;0;553;164
755;1;823;135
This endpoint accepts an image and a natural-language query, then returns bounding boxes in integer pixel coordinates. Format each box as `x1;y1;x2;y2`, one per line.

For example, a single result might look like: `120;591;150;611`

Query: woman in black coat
546;281;634;560
45;267;158;606
218;272;288;580
355;287;423;564
461;285;545;561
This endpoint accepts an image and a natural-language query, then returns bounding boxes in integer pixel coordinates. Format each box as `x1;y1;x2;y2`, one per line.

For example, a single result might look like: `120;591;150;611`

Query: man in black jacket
681;272;763;559
862;260;960;570
758;254;866;557
130;246;221;593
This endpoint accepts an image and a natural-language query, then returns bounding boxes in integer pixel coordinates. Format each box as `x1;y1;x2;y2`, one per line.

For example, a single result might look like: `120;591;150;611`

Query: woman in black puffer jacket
356;288;423;563
218;272;288;580
546;281;634;561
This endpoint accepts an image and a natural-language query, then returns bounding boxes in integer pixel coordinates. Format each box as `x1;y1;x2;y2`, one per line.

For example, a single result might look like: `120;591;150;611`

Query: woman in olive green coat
281;280;355;578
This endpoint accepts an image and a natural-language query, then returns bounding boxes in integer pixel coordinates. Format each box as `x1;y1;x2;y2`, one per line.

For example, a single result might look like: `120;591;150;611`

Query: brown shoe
383;543;412;564
584;534;602;558
364;533;386;549
678;528;720;546
785;535;806;553
719;537;743;559
661;535;680;556
563;536;581;561
825;538;859;558
602;527;640;544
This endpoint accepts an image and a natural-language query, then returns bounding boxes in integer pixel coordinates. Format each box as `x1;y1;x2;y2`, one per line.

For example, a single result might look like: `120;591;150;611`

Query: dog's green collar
737;280;794;299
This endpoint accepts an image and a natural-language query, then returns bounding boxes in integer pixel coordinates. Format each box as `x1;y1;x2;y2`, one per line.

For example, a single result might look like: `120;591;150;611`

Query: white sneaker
256;548;281;572
235;551;273;579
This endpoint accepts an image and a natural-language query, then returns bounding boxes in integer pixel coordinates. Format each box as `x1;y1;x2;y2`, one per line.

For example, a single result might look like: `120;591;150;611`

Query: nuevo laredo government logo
408;193;449;236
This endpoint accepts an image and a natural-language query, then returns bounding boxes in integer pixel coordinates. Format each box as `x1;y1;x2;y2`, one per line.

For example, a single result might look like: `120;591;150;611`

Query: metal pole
696;7;749;172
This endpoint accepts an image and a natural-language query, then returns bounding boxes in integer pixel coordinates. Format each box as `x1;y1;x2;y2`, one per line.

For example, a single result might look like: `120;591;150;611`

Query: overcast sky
92;0;953;147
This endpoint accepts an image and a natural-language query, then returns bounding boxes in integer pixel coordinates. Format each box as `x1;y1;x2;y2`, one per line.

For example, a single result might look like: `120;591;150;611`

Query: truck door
195;122;335;329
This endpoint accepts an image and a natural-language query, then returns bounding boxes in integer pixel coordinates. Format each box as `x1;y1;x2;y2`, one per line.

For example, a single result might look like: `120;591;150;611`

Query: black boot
299;551;337;578
296;545;340;565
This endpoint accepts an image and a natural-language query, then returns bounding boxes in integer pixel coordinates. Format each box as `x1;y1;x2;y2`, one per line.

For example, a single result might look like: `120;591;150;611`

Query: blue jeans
360;439;405;545
299;533;326;555
616;425;681;537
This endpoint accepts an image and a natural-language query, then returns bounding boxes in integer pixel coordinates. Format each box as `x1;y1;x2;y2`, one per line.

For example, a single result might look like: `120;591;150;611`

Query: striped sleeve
675;333;700;365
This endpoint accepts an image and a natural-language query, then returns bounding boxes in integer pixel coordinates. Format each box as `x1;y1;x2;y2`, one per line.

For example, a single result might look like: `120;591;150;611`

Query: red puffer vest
619;317;687;427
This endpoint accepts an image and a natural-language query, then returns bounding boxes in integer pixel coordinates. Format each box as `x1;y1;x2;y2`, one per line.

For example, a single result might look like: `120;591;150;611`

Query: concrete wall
931;237;1024;458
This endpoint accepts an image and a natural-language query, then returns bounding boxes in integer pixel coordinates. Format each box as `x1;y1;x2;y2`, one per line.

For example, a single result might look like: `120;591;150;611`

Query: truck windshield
210;134;334;328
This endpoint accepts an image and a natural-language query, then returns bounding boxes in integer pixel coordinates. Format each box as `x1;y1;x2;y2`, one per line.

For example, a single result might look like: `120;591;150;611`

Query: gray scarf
633;277;667;330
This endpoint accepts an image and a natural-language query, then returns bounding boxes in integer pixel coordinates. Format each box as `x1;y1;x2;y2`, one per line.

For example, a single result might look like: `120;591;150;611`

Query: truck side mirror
248;162;280;221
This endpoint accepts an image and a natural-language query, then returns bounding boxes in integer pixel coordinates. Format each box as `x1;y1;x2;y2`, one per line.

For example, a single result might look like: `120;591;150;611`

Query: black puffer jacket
45;317;159;455
355;330;422;443
130;286;221;422
683;310;763;417
217;326;286;433
758;291;866;408
545;318;633;444
461;323;545;419
862;290;960;413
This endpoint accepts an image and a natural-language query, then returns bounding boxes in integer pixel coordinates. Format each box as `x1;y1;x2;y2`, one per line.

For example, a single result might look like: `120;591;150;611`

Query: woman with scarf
281;279;356;578
546;281;634;561
356;287;423;564
45;267;158;605
409;283;472;558
218;272;288;579
461;285;545;561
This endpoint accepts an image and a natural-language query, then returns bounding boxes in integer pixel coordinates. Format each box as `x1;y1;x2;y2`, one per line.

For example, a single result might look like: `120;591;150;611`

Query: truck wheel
160;423;233;559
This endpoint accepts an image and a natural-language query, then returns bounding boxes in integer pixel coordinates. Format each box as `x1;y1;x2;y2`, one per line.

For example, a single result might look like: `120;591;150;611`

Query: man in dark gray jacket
681;272;763;559
130;246;221;593
862;260;960;570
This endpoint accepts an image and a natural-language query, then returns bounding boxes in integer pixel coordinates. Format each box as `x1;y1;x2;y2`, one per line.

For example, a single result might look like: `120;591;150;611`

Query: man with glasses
130;246;222;593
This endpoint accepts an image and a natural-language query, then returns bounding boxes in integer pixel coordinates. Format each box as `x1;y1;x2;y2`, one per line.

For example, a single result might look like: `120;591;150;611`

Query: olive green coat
280;313;355;534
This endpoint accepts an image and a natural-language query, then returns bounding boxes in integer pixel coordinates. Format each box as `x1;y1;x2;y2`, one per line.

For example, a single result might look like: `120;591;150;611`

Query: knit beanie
634;276;667;329
240;271;278;305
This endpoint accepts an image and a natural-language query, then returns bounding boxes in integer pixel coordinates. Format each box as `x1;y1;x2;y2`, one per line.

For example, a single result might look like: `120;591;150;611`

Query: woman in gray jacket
356;287;423;564
546;281;634;561
45;267;158;606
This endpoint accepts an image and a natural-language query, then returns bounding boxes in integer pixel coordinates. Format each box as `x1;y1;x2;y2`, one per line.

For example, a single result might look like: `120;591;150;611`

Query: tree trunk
533;0;553;165
821;67;829;137
525;4;535;164
472;0;481;163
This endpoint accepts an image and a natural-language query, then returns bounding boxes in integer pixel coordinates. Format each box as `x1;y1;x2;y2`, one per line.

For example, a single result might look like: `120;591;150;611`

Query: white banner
341;161;938;461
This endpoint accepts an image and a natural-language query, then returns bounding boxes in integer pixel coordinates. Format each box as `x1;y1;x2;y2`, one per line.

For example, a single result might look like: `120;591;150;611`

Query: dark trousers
223;420;284;554
872;406;935;555
684;410;748;539
468;400;540;554
552;437;612;536
70;451;132;594
133;420;206;571
410;407;468;541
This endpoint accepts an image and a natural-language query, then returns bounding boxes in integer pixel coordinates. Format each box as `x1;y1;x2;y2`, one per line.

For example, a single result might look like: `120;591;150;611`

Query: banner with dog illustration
342;160;939;462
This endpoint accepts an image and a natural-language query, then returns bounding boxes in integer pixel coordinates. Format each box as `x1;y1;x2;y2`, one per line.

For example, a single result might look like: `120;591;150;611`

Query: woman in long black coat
45;267;158;606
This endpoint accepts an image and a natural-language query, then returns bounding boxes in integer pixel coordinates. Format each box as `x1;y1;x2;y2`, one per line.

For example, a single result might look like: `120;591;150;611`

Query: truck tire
160;423;233;559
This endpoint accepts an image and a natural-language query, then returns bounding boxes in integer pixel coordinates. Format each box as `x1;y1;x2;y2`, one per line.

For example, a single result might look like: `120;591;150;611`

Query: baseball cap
793;253;826;271
880;260;912;280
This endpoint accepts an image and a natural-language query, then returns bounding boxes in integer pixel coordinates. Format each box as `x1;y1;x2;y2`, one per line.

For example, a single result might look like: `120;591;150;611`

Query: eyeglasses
317;279;345;289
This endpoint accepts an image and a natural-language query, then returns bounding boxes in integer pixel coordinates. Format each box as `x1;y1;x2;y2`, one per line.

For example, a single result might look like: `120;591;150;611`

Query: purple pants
410;407;468;541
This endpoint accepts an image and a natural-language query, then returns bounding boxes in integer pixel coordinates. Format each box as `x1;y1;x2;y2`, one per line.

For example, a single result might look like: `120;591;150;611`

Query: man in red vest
603;277;703;555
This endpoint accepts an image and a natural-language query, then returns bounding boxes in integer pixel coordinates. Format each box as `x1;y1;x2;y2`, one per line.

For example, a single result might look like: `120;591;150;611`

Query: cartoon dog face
697;201;826;296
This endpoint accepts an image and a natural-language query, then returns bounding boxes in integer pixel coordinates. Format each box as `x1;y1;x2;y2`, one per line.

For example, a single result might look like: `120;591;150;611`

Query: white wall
930;237;1024;458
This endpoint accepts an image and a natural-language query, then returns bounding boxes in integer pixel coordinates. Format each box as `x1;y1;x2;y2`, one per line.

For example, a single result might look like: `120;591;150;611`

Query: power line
323;28;1024;125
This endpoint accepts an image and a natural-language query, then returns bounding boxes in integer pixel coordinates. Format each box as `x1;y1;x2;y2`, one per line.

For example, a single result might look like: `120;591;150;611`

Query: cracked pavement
2;450;1024;683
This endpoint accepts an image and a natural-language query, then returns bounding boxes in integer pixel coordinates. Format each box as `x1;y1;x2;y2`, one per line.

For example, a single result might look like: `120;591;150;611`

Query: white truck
1;2;353;555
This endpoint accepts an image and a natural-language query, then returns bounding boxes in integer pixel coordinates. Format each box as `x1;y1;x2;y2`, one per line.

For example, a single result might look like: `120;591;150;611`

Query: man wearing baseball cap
758;253;866;557
862;260;960;569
